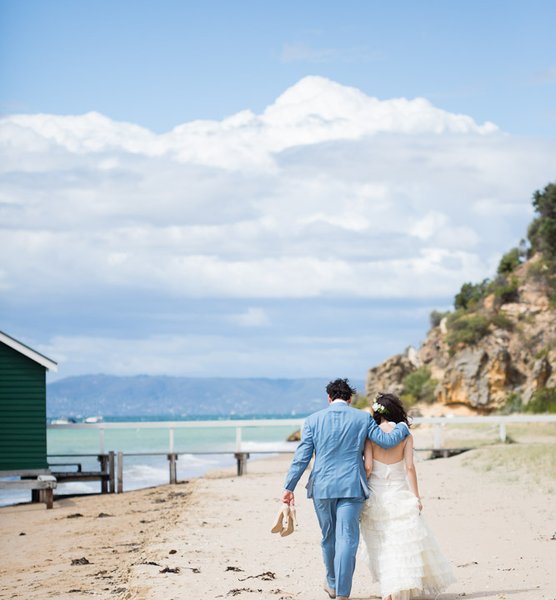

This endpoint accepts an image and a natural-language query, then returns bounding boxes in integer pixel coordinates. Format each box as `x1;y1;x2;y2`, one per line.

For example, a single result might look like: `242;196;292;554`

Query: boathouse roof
0;330;58;372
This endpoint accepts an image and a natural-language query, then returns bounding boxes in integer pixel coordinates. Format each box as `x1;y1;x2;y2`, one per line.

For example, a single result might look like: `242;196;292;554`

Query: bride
360;393;456;600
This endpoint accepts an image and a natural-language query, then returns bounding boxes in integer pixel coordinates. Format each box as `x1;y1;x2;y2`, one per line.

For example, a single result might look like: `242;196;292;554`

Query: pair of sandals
271;502;296;537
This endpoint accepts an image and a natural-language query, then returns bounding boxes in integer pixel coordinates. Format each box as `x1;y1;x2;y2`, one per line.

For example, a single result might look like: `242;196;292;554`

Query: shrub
497;393;523;415
489;275;519;305
429;310;449;329
491;312;514;331
454;280;489;311
446;313;491;349
497;247;523;274
401;367;438;405
525;388;556;414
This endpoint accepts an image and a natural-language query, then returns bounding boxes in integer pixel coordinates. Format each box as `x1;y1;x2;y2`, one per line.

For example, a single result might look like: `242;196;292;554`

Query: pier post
98;454;109;494
234;452;250;476
169;428;175;453
108;451;115;493
117;451;123;493
499;422;507;443
167;453;178;484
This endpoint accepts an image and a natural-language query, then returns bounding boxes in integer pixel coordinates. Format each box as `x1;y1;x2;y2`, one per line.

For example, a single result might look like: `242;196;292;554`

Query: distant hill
47;375;365;418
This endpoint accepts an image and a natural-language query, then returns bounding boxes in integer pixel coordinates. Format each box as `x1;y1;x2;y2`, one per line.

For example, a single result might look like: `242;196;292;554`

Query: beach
1;444;555;600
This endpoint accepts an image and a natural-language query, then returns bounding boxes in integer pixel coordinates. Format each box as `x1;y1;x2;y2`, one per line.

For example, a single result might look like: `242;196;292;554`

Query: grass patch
525;388;556;413
413;423;503;449
414;422;556;449
461;444;556;492
506;422;556;441
497;393;523;415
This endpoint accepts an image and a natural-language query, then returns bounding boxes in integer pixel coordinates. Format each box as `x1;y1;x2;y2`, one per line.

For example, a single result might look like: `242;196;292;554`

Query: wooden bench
0;475;57;509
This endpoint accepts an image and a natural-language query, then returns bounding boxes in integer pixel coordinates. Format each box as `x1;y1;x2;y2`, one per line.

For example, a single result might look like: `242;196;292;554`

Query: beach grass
460;443;556;493
506;422;556;442
413;422;556;450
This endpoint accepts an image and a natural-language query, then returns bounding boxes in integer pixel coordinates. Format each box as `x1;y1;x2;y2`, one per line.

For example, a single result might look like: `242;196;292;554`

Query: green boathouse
0;330;58;473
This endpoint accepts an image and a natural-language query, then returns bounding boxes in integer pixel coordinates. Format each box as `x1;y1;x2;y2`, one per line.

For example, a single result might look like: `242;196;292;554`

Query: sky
1;0;555;382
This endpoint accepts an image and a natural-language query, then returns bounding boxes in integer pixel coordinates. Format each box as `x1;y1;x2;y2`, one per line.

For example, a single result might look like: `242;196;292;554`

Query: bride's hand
418;498;423;512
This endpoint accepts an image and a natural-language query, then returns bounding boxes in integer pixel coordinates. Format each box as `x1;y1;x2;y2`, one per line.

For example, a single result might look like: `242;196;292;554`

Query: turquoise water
1;418;302;506
48;423;300;455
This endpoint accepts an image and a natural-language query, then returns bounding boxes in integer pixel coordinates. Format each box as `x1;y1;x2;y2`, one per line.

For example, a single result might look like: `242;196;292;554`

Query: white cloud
39;331;414;380
410;211;449;240
230;307;270;327
0;76;498;171
0;75;554;307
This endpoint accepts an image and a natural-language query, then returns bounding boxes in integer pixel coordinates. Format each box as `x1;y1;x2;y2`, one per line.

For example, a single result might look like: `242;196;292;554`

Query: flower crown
372;393;388;415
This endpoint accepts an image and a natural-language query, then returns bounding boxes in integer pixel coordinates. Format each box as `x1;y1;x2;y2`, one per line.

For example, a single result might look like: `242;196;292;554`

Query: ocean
0;415;303;507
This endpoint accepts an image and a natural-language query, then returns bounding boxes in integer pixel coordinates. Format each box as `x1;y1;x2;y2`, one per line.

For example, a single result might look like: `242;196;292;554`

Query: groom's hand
282;490;295;505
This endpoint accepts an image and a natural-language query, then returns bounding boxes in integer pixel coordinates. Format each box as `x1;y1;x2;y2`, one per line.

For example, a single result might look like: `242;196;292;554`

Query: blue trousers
313;497;365;598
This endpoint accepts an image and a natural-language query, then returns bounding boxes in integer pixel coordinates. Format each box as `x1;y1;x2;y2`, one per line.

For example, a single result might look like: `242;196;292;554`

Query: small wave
57;481;99;494
241;441;298;453
178;453;225;467
0;490;31;507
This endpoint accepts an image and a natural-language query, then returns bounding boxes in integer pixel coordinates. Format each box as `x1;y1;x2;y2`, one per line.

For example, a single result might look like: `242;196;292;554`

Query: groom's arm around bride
282;387;409;505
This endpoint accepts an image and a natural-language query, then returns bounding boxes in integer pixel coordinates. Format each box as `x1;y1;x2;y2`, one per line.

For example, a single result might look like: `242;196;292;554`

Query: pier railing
48;414;556;452
46;415;556;494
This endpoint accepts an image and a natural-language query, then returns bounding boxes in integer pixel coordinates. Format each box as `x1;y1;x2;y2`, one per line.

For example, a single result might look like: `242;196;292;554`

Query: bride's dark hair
372;392;411;427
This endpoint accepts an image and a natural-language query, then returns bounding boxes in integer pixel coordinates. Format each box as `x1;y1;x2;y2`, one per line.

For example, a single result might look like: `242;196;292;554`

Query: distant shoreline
46;413;311;423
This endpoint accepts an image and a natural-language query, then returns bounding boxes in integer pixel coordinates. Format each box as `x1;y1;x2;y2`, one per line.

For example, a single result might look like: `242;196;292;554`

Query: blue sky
1;1;555;381
2;1;555;135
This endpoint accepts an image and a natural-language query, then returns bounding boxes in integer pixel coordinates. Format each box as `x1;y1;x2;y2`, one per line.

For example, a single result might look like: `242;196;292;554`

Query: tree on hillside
528;182;556;260
454;280;489;310
497;247;523;274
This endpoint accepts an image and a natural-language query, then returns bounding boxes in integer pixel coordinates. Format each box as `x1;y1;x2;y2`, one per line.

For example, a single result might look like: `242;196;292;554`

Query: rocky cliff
366;256;556;415
367;182;556;414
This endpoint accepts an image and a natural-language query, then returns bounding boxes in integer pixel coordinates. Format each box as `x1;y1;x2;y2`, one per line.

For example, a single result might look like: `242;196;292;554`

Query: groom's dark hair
326;378;357;401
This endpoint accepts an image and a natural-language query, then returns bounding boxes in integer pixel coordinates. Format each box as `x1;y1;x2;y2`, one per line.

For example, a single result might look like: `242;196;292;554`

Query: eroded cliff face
366;259;556;413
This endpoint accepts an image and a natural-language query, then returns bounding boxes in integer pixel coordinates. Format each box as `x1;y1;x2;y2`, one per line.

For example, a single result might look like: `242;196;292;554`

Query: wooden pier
48;452;116;493
35;414;556;502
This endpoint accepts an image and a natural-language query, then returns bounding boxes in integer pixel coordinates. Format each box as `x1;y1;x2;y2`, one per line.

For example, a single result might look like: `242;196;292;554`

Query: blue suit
284;401;409;597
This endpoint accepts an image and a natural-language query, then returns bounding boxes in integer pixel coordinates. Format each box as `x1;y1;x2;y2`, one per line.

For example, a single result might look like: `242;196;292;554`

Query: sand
1;444;554;600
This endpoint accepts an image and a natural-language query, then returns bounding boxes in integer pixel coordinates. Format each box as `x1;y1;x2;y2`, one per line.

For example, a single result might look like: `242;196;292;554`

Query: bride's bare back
363;418;421;513
367;420;407;464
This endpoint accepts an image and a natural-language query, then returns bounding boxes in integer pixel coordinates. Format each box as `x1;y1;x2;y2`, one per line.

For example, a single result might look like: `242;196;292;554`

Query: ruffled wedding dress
360;459;456;600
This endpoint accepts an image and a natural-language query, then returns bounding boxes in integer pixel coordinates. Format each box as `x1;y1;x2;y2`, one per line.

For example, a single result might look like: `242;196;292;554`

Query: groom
282;378;409;600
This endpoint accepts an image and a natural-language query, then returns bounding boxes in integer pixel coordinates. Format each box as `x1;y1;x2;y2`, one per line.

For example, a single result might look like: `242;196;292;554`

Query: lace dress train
360;460;455;600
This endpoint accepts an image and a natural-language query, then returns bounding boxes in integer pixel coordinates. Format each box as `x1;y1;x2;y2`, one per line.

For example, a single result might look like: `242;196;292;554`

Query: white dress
360;459;456;600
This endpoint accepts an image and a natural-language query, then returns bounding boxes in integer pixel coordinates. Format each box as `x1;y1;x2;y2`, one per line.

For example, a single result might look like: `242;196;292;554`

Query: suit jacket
284;401;409;499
